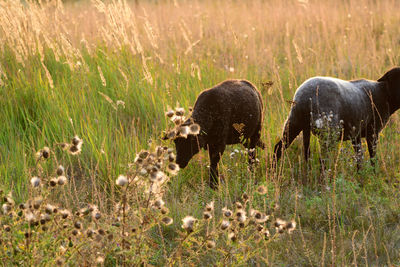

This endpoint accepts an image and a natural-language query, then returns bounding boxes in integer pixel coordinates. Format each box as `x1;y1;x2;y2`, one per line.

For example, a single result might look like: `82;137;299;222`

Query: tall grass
0;0;399;265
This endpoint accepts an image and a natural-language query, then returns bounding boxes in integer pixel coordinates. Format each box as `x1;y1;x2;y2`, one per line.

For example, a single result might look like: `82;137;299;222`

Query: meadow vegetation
0;0;399;265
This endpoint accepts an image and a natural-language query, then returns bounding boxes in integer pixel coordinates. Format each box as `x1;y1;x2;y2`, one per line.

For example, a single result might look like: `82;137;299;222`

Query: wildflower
107;234;114;241
274;218;287;234
86;229;95;238
204;201;214;212
138;150;149;159
56;165;65;176
220;220;230;230
250;209;269;223
206;240;216;249
189;123;200;135
235;202;243;209
153;198;165;209
74;221;82;229
150;170;165;183
165;110;175;118
168;153;176;162
160;206;169;215
166;130;176;139
60;209;71;219
93;211;101;220
42;147;50;159
30;177;41;188
45;204;57;214
5;194;14;205
49;178;58;187
116;175;128;186
33;197;42;209
59;143;70;151
274;218;286;228
68;144;81;155
178;126;189;138
98;229;106;235
25;211;37;224
57;176;67;185
161;217;173;225
59;245;67;253
72;135;83;147
167;163;179;175
56;258;64;266
242;193;249;202
287;220;297;234
228;232;237;242
203;211;212;220
96;257;105;264
262;229;271;239
173;116;183;125
235;209;247;223
256;185;268;195
175;107;185;116
222;207;233;218
40;213;51;224
182;216;197;233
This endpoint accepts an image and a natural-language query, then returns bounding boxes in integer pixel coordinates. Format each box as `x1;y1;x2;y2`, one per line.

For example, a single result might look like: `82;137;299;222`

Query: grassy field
0;0;399;265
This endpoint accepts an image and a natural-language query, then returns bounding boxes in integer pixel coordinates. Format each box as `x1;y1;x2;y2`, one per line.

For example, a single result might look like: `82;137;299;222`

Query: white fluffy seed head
182;216;197;232
30;177;41;188
57;176;68;185
116;175;128;186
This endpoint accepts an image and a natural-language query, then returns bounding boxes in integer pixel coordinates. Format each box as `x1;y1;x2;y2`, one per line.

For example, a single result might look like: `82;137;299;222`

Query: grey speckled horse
274;67;400;169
